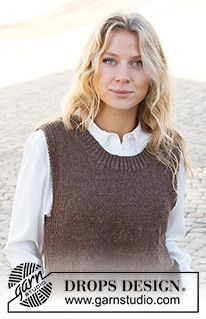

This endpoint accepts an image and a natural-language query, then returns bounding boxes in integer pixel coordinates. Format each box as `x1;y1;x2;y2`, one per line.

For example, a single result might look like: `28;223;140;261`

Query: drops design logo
8;263;52;307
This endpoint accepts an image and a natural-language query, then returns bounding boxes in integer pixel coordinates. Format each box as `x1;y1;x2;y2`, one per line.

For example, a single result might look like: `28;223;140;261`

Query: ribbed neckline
70;128;153;172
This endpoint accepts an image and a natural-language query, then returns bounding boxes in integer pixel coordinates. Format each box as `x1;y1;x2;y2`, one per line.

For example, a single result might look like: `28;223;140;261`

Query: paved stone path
0;72;205;297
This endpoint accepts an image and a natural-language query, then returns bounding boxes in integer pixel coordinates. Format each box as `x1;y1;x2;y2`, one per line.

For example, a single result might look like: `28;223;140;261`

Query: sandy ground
0;0;206;87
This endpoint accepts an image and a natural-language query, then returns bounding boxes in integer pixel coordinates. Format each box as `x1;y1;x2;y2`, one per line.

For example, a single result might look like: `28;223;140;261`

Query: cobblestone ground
0;73;205;297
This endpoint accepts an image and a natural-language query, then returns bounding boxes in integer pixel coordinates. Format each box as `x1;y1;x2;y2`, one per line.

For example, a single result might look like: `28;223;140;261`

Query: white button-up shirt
4;118;191;271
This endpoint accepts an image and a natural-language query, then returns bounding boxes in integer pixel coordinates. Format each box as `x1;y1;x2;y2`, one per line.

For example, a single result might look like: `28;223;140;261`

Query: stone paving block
0;74;206;292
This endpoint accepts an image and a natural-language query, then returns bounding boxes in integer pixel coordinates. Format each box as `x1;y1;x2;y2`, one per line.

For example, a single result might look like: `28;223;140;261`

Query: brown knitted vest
38;117;180;273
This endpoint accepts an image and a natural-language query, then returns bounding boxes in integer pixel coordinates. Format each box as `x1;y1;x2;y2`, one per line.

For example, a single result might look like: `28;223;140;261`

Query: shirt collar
87;118;150;146
87;118;113;146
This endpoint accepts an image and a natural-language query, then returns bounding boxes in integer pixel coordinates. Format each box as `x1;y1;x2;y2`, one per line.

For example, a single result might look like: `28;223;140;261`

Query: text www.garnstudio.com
65;295;180;307
63;278;183;308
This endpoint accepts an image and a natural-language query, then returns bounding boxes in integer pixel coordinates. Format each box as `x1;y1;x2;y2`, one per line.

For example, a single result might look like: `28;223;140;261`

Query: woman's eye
103;58;116;65
102;58;143;68
132;60;143;67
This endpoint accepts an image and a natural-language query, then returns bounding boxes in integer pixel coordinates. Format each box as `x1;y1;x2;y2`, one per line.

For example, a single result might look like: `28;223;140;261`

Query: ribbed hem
70;128;153;172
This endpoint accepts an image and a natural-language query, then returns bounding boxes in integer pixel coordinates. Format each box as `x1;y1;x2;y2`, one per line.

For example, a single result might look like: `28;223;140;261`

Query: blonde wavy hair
62;11;193;191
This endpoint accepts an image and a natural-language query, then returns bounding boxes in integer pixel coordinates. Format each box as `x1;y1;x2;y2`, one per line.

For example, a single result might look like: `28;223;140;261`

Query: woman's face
93;30;149;112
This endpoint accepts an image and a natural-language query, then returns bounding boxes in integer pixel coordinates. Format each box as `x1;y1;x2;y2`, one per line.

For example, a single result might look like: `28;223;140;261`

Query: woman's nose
115;64;131;83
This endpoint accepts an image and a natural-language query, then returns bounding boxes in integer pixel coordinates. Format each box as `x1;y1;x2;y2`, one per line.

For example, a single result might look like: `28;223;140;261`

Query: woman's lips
110;89;134;97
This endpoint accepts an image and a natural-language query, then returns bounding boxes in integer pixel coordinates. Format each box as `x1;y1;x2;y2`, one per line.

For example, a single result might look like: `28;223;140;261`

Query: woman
4;12;192;274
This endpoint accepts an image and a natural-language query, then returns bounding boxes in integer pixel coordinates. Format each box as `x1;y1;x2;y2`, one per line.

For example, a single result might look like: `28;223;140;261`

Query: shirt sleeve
165;159;192;271
4;129;52;268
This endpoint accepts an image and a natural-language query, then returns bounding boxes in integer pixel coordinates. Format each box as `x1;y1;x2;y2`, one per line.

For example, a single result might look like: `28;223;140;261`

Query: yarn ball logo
8;263;52;307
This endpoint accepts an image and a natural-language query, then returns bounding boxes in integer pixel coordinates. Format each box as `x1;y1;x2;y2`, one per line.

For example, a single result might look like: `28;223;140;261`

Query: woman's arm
4;129;52;268
166;160;192;271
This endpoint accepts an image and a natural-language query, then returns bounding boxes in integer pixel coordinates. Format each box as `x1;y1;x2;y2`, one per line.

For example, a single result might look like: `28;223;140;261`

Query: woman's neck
94;105;138;142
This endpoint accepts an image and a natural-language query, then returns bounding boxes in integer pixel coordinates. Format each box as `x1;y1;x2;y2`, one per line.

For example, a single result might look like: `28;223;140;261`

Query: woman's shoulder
24;129;48;159
35;115;79;136
35;115;64;131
